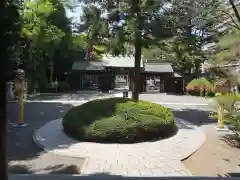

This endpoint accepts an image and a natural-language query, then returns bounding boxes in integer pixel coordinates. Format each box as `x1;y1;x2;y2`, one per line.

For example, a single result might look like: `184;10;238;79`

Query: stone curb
180;128;206;161
32;121;89;174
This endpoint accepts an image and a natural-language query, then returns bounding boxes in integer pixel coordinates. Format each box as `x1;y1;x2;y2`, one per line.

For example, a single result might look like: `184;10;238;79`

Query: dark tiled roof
143;63;174;73
72;58;174;73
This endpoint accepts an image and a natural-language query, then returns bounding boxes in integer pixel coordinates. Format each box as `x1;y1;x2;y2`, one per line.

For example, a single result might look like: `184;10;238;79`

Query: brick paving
34;118;206;177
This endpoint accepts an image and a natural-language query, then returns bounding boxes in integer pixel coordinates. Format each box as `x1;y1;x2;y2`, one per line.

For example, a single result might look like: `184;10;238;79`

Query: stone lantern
14;69;27;126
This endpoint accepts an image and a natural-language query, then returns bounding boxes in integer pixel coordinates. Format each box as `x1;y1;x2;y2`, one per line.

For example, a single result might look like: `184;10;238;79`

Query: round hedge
62;97;177;143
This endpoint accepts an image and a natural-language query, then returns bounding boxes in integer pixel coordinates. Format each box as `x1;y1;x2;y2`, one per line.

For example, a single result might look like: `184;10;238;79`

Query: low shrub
187;89;215;97
62;97;177;143
186;77;214;96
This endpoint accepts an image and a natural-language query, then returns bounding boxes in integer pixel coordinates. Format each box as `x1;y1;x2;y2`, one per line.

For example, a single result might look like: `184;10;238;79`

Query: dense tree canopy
76;0;174;100
5;0;22;78
5;0;238;95
211;29;240;64
142;0;221;74
5;0;86;92
74;0;224;99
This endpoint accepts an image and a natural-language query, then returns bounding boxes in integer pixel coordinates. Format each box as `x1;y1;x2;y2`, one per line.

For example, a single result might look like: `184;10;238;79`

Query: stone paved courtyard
7;92;215;176
34;118;205;176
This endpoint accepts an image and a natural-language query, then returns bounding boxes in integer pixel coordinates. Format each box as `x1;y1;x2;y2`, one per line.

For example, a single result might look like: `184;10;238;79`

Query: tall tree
211;28;240;64
20;0;65;90
79;5;108;60
3;0;23;178
142;0;221;74
5;0;22;79
79;0;170;100
228;0;240;25
213;0;240;30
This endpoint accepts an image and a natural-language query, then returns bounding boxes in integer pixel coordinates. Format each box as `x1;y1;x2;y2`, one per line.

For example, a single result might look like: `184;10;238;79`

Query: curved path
34;118;205;177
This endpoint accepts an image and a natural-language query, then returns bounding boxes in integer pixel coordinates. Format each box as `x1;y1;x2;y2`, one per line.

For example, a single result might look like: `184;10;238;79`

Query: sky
66;3;83;24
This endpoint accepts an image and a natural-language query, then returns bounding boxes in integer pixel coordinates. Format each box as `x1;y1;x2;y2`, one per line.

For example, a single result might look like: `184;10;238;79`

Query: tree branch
218;9;240;30
228;0;240;25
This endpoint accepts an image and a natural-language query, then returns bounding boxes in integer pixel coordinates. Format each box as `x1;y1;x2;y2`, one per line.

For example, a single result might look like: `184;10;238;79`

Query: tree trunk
132;1;142;101
1;33;8;180
132;35;142;101
0;77;7;180
228;0;240;25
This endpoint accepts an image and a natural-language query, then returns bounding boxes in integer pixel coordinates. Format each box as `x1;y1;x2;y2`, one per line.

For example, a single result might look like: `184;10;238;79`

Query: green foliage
19;0;67;91
63;98;177;143
77;0;221;99
5;0;22;79
225;112;240;131
211;29;240;64
222;95;240;146
11;0;84;92
78;0;176;100
141;0;220;74
210;93;240;112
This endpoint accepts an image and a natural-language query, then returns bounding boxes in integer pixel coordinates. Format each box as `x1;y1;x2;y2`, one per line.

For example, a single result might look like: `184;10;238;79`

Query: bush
186;77;214;96
188;89;215;97
211;93;240;112
224;113;240;147
62;97;177;143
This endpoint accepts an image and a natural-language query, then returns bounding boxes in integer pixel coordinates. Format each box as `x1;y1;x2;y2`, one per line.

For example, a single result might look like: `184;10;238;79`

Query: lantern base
215;125;229;132
11;123;28;128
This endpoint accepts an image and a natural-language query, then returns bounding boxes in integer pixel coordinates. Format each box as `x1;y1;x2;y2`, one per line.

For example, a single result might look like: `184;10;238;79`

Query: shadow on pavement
8;163;81;174
9;173;237;180
218;164;240;177
218;172;240;178
226;172;240;177
221;134;240;149
7;102;215;162
172;108;215;126
7;101;220;176
7;102;78;173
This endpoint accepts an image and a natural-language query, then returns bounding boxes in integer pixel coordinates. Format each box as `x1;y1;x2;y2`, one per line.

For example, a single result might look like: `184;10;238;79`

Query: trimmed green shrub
63;97;177;143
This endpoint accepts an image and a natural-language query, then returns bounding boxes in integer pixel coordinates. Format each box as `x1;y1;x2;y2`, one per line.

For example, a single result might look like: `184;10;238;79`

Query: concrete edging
32;121;89;174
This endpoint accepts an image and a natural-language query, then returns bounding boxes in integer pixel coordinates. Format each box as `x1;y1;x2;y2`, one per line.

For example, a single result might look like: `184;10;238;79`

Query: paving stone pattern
34;118;206;177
